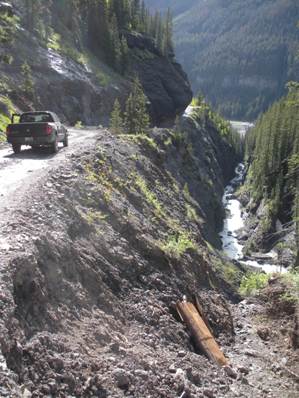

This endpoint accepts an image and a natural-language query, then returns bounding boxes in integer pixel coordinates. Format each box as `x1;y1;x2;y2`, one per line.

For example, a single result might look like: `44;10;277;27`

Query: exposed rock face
1;28;129;125
163;113;238;245
126;32;193;125
1;5;192;126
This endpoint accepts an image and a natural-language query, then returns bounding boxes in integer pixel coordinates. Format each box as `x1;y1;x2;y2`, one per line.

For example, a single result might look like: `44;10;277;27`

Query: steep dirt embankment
0;113;242;397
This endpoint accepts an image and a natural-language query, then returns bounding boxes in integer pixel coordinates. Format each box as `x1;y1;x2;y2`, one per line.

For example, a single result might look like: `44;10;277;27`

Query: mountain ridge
146;0;299;120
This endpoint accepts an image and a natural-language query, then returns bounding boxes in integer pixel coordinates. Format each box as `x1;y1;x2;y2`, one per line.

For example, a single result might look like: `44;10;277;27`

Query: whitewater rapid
220;122;286;274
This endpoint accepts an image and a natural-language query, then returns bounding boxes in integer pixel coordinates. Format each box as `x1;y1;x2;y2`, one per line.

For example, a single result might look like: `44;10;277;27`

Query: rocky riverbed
219;163;286;273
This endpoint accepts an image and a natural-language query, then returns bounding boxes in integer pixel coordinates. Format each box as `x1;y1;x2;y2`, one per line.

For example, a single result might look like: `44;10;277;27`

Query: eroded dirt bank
0;120;298;397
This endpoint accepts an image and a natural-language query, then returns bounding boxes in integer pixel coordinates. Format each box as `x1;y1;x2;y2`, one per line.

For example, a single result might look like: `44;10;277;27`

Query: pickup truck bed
6;111;68;154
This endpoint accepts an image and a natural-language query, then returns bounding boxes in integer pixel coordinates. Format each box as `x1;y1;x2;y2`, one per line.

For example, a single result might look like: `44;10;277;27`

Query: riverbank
219;162;287;273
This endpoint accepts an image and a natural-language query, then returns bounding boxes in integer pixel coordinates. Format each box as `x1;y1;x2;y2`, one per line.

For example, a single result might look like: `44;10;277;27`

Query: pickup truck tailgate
8;122;51;137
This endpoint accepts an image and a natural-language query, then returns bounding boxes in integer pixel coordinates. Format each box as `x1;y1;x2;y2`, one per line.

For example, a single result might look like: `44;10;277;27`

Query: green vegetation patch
191;96;243;157
74;121;83;128
239;272;270;296
120;134;158;152
281;271;299;305
0;96;16;137
0;12;18;45
131;171;198;258
160;231;196;258
134;174;163;215
84;209;108;225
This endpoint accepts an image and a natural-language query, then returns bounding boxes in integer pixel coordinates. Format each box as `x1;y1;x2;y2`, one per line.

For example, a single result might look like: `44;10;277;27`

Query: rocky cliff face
0;2;192;126
126;32;192;125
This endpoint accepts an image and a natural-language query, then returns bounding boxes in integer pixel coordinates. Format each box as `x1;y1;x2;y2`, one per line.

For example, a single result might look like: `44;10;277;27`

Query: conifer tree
109;14;122;69
140;1;147;32
87;0;110;56
120;36;129;74
110;99;123;135
24;0;42;32
154;12;163;53
21;61;34;98
22;0;174;75
124;77;150;134
163;8;174;56
131;0;141;31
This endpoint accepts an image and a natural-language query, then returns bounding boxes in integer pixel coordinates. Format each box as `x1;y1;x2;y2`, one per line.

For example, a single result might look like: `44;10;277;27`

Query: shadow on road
3;145;66;160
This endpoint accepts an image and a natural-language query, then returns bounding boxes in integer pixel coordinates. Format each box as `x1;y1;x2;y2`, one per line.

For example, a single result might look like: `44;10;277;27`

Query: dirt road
0;127;103;265
0;128;101;221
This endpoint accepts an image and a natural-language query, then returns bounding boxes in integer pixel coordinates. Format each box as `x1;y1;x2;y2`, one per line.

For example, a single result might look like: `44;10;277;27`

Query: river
219;122;285;274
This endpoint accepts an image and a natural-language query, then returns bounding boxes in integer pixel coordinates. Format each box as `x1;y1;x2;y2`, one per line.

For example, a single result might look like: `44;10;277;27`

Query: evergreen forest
146;0;299;121
245;83;299;261
20;0;174;74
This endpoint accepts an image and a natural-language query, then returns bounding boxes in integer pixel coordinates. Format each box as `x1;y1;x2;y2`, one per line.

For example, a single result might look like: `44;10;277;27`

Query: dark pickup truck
6;111;68;154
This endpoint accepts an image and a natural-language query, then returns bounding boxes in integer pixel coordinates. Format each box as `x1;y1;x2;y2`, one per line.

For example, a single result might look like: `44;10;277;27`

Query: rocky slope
0;109;244;397
0;102;298;398
0;1;192;127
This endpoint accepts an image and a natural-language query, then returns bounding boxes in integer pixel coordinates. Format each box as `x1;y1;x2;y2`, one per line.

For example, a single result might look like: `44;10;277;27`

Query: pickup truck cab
6;111;68;154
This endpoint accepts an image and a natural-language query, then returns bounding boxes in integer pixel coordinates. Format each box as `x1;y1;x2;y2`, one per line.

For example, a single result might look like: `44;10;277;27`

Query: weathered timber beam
176;301;229;367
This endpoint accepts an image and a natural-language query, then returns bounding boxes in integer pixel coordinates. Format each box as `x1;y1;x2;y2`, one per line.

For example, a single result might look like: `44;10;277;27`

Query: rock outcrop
126;32;192;124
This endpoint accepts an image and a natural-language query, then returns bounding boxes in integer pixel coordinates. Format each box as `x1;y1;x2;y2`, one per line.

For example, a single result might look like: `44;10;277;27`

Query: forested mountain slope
146;0;299;121
0;0;191;128
243;84;299;265
145;0;196;16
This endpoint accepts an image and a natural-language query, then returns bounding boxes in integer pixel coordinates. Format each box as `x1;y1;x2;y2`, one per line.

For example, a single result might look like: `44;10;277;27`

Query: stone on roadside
223;366;238;379
112;368;131;389
22;388;32;398
203;388;215;398
256;327;270;341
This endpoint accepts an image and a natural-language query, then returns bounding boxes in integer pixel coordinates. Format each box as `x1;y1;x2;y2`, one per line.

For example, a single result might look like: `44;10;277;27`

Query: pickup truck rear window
20;113;54;123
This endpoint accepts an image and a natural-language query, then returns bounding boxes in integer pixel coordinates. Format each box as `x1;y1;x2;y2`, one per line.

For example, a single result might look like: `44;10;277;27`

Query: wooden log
176;300;229;366
194;295;214;335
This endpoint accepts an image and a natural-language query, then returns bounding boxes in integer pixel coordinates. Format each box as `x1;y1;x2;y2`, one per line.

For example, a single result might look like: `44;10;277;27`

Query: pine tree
109;14;122;70
120;36;129;75
155;13;164;53
110;99;123;135
87;0;110;56
24;0;42;32
140;0;146;32
131;0;141;31
124;77;150;134
21;61;34;98
163;8;174;56
124;93;135;133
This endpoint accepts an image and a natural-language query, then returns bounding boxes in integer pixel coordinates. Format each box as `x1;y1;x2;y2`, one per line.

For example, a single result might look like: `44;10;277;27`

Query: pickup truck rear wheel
63;134;68;147
12;144;21;154
51;136;58;154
